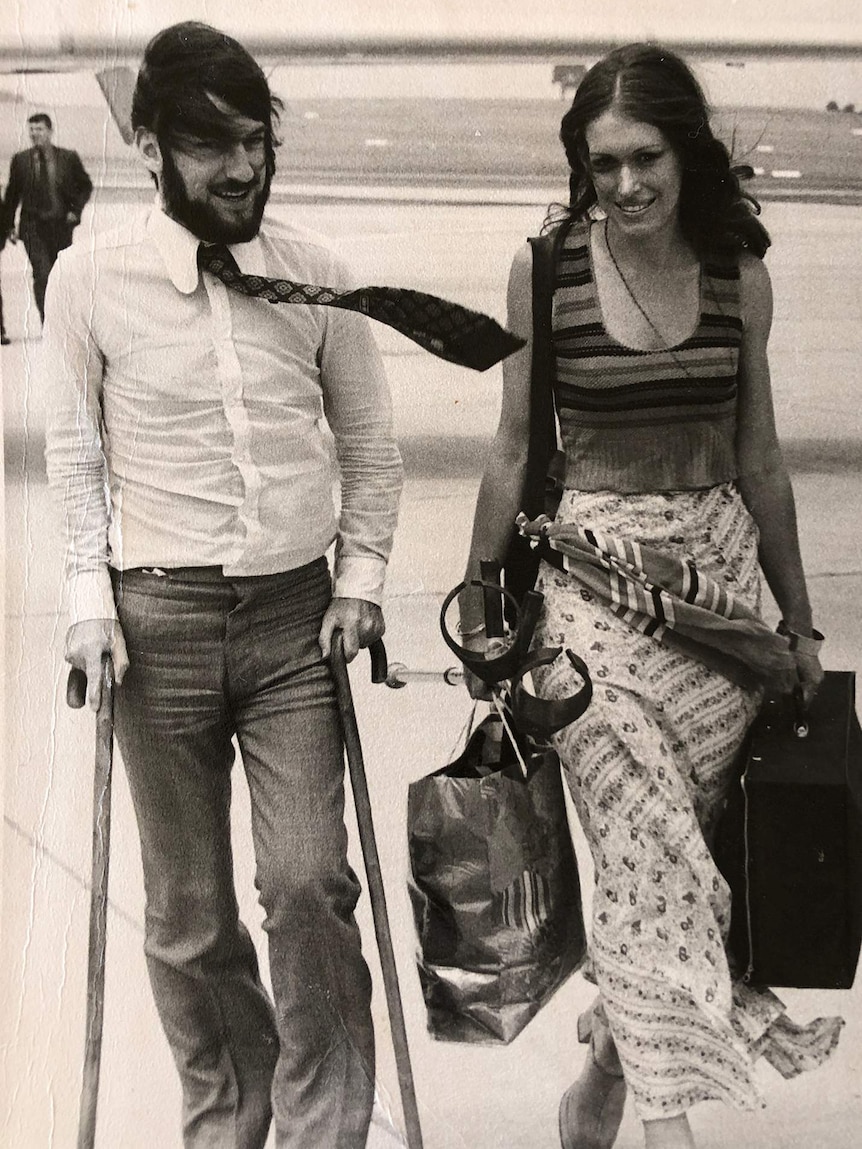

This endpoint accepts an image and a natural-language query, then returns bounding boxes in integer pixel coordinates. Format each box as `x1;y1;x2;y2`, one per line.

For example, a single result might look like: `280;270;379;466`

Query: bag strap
521;220;570;519
500;219;571;622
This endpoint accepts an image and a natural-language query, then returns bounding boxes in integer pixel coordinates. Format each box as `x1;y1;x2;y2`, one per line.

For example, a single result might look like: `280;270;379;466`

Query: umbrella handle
330;633;424;1149
67;659;114;1149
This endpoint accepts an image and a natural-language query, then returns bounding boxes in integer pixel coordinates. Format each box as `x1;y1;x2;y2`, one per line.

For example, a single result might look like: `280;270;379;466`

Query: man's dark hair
131;21;282;164
28;112;52;130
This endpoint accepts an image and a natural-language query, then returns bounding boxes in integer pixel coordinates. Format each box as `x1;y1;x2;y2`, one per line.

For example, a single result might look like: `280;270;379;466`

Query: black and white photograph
1;2;860;1146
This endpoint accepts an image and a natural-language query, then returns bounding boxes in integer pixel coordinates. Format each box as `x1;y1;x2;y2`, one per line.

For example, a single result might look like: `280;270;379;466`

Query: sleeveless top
552;219;743;493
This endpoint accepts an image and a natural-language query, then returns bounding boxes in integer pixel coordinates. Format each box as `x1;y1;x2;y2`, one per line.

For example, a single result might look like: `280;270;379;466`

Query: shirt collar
147;203;267;295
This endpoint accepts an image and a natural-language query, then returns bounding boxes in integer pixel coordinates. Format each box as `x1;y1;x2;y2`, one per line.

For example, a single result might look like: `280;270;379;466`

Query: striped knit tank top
552;219;743;493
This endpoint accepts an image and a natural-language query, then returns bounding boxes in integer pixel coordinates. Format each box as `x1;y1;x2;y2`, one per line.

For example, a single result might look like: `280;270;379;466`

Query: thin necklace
601;218;736;386
603;217;693;355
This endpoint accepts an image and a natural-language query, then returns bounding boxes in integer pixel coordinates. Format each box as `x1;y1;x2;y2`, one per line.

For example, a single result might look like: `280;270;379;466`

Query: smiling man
43;22;402;1149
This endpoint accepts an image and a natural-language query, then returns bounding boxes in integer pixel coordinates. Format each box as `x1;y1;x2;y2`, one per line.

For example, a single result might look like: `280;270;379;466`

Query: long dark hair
131;22;282;181
554;43;770;258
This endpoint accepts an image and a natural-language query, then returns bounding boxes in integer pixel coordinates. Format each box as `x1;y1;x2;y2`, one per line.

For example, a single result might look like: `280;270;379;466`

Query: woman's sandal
558;1035;626;1149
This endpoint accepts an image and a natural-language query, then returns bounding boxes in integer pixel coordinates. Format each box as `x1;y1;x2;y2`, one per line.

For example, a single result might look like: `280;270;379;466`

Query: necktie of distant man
198;242;525;371
33;149;51;216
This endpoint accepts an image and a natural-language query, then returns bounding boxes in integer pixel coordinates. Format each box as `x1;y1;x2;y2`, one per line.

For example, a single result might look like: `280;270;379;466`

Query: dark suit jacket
1;145;93;237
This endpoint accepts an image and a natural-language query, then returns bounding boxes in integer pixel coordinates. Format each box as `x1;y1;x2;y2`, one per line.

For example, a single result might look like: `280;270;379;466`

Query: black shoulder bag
501;222;570;618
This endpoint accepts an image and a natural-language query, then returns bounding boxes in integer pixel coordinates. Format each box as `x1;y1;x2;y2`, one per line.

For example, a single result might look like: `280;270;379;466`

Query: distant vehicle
552;64;587;99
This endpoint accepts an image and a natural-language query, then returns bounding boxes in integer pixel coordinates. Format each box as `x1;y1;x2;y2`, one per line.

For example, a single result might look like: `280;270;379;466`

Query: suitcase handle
792;685;809;739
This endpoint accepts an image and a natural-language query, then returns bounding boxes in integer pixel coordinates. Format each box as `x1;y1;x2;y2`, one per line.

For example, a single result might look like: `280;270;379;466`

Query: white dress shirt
43;206;402;624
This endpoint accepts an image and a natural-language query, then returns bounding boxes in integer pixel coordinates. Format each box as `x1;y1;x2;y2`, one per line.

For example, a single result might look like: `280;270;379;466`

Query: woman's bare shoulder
510;241;533;277
506;242;536;335
737;249;773;332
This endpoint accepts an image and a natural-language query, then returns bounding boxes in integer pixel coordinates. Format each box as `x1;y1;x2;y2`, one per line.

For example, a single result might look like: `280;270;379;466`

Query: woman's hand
460;632;494;701
458;632;516;702
793;650;824;710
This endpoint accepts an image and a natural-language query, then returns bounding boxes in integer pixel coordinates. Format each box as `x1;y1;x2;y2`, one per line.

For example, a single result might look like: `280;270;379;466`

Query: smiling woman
557;45;770;259
458;41;842;1149
586;114;683;238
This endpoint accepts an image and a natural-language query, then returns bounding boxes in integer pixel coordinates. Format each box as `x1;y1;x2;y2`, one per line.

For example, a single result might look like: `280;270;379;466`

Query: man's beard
160;146;272;245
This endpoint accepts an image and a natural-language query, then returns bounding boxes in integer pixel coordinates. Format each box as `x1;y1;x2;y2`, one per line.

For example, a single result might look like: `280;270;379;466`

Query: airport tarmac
2;197;861;1148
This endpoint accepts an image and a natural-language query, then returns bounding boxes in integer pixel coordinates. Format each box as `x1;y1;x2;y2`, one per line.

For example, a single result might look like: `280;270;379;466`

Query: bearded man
44;22;402;1149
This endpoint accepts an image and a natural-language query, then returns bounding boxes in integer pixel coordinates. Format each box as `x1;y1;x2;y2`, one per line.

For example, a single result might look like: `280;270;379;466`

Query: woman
458;44;843;1149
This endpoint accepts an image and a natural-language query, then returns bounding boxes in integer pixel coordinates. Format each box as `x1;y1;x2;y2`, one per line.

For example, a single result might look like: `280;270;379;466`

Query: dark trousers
20;216;72;321
113;560;375;1149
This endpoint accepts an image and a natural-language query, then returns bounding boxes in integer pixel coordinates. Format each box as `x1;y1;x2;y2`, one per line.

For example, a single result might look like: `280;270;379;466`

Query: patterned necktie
197;242;524;372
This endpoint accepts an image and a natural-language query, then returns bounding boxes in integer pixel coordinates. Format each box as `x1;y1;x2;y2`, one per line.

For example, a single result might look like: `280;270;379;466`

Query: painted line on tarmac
269;182;561;205
267;181;862;207
771;169;802;178
3;814;144;934
755;187;862;204
93;179;862;208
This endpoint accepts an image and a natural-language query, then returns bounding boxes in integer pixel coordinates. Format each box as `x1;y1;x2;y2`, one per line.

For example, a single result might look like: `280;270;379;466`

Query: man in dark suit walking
1;112;92;323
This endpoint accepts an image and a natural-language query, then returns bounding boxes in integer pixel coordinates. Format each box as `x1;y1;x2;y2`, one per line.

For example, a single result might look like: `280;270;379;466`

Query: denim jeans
112;560;374;1148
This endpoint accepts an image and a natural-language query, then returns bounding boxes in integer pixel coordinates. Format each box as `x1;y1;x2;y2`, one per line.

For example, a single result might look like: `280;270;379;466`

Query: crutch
67;660;114;1149
329;632;424;1149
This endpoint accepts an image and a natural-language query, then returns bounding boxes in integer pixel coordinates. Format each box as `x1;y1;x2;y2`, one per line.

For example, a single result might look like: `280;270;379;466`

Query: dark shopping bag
715;671;862;989
407;714;587;1044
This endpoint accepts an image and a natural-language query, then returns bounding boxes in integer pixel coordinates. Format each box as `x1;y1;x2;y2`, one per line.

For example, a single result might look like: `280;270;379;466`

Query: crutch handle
368;639;388;684
67;666;88;709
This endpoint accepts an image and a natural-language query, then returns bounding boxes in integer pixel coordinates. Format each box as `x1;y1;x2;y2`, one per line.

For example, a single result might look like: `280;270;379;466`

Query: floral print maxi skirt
533;483;843;1121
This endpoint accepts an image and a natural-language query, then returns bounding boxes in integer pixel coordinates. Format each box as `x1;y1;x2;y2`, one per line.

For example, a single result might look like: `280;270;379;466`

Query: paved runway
2;198;861;1148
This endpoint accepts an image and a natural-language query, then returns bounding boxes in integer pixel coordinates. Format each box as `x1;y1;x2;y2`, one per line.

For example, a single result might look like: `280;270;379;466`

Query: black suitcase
715;671;862;989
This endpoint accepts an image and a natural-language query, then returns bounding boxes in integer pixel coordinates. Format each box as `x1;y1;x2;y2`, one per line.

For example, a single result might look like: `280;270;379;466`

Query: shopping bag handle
439;579;543;685
479;559;505;638
510;647;593;737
